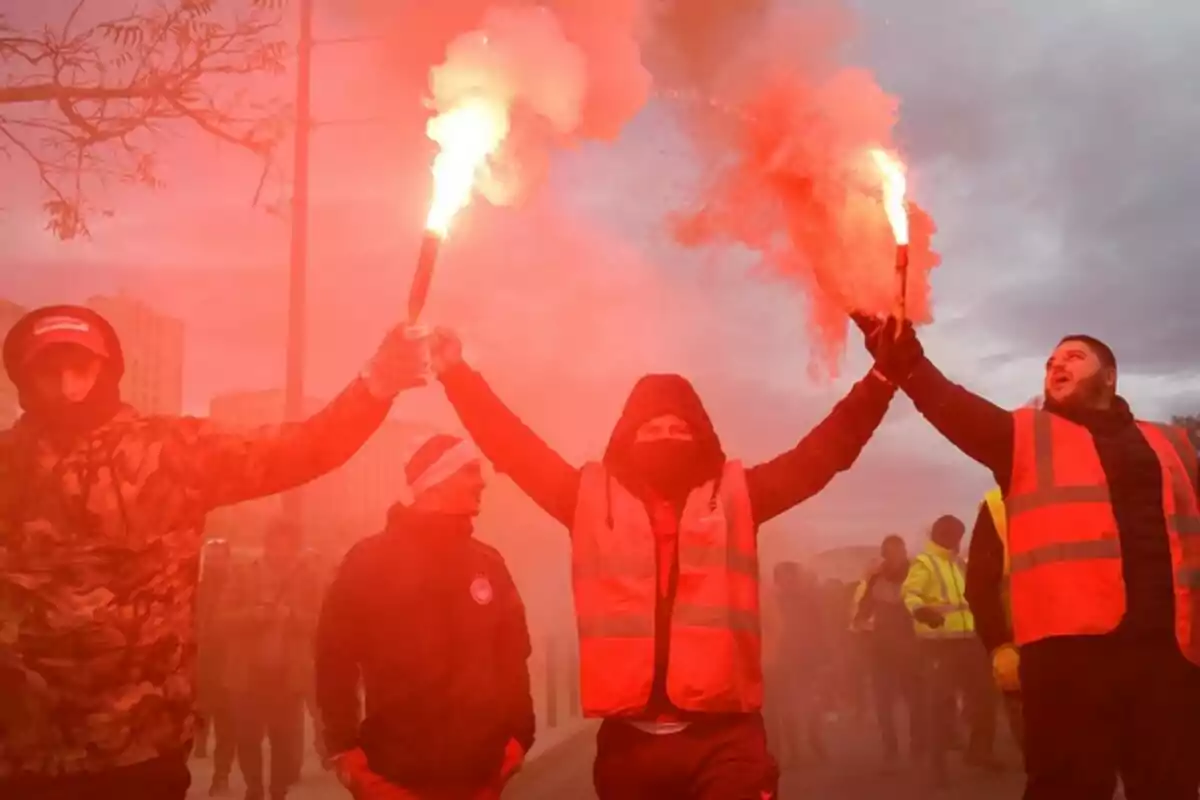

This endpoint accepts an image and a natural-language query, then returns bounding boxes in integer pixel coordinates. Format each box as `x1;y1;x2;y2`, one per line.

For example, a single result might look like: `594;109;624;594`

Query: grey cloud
855;1;1200;377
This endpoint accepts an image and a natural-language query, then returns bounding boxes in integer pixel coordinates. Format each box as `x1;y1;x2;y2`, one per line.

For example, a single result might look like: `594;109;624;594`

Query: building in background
205;388;436;552
0;294;184;424
87;294;184;416
0;299;27;427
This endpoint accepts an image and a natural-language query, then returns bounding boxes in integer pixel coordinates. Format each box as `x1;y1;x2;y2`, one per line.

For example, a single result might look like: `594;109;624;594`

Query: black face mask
629;439;702;493
882;560;909;580
19;373;121;440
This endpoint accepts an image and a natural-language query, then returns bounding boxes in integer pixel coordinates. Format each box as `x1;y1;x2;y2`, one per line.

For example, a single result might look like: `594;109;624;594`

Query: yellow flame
870;148;909;246
424;97;511;237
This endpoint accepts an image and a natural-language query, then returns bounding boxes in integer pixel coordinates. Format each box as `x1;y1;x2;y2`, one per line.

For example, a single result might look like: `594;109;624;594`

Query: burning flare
424;97;511;237
870;148;908;245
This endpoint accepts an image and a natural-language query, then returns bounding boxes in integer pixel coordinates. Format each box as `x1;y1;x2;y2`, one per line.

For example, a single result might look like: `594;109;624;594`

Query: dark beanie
406;434;464;486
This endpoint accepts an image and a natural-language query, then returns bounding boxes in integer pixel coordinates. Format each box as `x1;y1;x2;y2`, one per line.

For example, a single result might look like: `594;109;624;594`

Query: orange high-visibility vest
1007;408;1200;663
570;460;763;717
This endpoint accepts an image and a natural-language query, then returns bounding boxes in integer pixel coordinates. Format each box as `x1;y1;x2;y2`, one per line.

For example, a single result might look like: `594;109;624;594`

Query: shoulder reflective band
1145;424;1200;537
1007;412;1110;517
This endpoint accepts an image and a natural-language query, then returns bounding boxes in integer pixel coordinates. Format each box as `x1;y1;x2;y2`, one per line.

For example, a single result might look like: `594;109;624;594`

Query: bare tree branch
0;0;292;239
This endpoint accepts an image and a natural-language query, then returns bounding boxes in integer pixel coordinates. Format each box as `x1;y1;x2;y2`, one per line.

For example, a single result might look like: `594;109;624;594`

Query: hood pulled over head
602;373;726;498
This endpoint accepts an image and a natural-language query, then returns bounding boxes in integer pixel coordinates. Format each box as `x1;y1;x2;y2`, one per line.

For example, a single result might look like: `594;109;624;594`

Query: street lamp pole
282;0;313;524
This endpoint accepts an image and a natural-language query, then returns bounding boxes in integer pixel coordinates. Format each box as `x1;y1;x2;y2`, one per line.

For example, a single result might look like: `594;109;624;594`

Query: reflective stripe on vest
912;551;975;639
570;460;763;716
1007;409;1200;664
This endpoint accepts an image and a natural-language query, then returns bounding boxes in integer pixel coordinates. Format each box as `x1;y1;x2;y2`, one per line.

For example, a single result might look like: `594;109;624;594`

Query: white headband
409;440;483;496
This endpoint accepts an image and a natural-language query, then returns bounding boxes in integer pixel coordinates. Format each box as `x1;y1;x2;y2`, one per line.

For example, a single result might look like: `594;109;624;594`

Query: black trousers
593;714;779;799
236;683;306;799
1022;633;1200;800
923;638;996;767
0;749;191;800
197;685;239;784
870;646;925;758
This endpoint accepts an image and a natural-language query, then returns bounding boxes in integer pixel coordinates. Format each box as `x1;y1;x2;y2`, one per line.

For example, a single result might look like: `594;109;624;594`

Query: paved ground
187;716;1036;799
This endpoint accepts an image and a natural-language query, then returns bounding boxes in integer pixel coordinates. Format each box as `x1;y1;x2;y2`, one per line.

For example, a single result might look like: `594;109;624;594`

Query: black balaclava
2;305;125;439
603;373;726;501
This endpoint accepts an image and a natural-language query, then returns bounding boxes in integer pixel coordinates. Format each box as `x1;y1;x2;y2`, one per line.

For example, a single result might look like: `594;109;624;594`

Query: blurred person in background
857;318;1200;798
195;538;239;796
903;515;999;786
230;518;323;800
425;327;896;799
829;577;871;728
0;305;428;800
854;535;925;769
768;562;830;768
317;434;534;800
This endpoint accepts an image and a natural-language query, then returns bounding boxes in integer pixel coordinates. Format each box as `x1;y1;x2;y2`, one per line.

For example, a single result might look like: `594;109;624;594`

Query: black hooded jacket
903;358;1200;647
314;507;535;789
440;363;895;715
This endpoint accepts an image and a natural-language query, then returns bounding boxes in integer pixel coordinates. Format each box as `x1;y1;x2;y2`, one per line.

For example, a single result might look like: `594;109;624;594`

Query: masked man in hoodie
316;434;534;800
0;305;430;800
426;328;896;799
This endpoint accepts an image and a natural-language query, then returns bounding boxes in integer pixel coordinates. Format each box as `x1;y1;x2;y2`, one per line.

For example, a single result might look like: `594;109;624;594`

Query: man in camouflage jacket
0;304;429;799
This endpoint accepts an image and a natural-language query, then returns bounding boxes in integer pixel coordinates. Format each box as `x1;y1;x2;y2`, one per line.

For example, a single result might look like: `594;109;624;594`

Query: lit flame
424;97;511;237
870;148;909;246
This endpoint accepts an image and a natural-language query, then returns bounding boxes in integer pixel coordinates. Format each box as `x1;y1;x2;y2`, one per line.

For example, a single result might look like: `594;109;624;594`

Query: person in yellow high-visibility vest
965;488;1025;755
903;515;1000;784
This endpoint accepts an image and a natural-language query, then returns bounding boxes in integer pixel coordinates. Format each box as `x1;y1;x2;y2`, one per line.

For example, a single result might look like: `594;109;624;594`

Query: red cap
20;314;110;366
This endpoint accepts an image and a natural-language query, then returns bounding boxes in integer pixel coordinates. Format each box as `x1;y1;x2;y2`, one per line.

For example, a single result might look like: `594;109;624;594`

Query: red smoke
341;0;938;377
661;2;940;376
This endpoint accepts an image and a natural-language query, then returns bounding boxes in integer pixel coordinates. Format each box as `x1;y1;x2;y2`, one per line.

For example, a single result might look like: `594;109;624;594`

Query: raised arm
173;325;428;510
433;331;580;527
747;370;896;525
855;316;1015;484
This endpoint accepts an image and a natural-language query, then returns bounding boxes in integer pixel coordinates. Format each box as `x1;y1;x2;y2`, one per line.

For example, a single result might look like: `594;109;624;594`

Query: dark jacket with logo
315;507;534;790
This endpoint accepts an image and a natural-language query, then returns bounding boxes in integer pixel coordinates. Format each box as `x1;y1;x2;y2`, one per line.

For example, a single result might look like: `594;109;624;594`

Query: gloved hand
361;325;431;399
912;607;946;628
850;314;925;385
429;326;464;377
992;643;1021;692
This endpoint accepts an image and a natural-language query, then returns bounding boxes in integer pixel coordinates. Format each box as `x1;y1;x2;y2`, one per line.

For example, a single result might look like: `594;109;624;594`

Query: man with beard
316;434;533;800
195;538;239;796
855;317;1200;799
854;535;924;769
425;327;896;799
231;518;322;800
0;305;430;800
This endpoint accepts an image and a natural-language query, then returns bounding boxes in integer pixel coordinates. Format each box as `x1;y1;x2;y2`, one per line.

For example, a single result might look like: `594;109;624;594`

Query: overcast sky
3;0;1198;552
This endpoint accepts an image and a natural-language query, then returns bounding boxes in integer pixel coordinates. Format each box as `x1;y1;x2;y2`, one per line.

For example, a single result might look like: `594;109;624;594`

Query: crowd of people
191;528;329;799
1;301;1197;800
